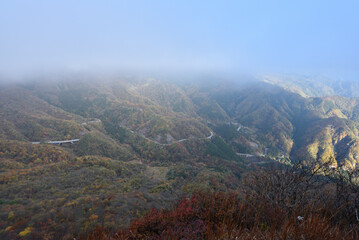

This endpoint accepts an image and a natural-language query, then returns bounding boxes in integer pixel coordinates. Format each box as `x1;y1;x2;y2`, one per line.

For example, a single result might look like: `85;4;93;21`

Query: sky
1;0;359;79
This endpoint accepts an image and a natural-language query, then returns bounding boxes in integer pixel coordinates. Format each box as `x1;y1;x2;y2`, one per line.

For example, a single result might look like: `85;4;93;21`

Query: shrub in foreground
82;162;359;239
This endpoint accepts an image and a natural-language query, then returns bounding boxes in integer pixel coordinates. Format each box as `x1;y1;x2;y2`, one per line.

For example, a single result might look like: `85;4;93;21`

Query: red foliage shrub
115;196;205;239
82;163;359;240
82;189;359;240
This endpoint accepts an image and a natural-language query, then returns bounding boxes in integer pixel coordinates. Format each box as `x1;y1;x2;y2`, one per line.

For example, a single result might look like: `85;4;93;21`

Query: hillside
1;76;359;238
0;78;245;239
184;80;359;169
263;74;359;98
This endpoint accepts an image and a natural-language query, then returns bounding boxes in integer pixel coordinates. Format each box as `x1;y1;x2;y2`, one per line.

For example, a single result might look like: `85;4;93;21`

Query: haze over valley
1;1;359;239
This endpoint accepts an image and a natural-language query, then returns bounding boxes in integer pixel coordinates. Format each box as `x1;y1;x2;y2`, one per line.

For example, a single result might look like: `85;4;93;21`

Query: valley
2;1;358;238
1;75;359;238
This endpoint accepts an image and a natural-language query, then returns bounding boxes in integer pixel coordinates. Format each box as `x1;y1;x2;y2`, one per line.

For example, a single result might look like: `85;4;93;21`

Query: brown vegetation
82;161;359;240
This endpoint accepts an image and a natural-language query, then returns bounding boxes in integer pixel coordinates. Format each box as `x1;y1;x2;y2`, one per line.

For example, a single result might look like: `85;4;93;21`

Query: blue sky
1;0;358;79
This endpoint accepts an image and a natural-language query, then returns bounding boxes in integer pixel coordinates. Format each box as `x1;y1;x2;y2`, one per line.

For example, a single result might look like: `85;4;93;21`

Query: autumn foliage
83;191;358;239
83;164;359;240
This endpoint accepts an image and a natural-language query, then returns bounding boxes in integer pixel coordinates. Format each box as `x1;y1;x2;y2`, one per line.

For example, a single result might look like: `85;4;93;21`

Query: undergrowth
81;162;359;239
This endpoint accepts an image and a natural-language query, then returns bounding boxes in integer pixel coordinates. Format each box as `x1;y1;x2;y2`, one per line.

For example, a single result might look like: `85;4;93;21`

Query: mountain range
1;74;359;238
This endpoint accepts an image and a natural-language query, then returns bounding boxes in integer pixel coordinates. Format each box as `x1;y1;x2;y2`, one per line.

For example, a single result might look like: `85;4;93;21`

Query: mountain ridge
2;75;359;238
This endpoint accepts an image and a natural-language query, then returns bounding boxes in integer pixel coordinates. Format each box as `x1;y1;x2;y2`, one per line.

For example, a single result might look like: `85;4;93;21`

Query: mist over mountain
1;1;359;79
263;74;359;98
1;74;359;238
1;0;359;239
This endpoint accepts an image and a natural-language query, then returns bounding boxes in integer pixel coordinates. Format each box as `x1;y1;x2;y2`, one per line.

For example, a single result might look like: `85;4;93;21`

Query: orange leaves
93;189;359;240
89;214;99;221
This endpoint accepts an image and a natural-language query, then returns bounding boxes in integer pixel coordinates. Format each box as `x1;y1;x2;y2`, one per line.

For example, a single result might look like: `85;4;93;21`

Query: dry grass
81;162;359;240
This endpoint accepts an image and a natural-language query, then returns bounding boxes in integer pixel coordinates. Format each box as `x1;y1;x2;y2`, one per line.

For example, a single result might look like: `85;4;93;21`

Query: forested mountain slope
0;78;245;239
1;76;359;238
263;74;359;98
184;80;359;169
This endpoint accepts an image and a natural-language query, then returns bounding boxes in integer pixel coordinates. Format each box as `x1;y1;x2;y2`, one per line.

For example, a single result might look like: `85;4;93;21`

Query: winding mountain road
138;131;214;146
31;119;101;145
31;118;214;147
